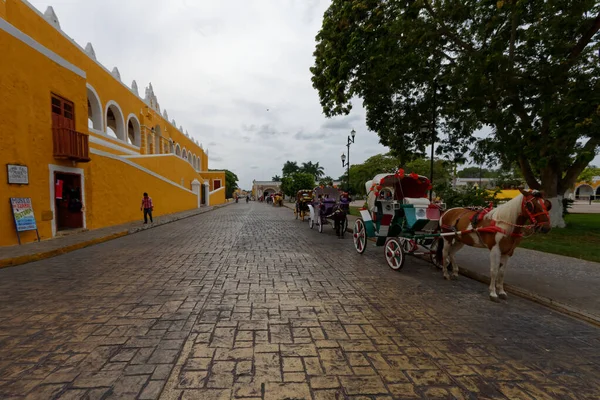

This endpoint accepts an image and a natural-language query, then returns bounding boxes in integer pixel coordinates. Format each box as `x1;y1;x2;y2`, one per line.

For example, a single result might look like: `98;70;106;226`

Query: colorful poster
10;198;37;232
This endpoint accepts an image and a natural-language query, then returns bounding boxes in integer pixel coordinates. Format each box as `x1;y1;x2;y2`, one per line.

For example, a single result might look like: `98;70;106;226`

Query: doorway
54;172;84;231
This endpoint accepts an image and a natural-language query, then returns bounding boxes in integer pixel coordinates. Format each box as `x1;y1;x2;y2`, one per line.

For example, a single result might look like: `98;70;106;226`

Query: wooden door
55;172;83;231
51;94;75;130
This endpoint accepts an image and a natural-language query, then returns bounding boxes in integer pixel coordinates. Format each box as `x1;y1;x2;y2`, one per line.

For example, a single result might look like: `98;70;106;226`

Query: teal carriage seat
402;198;440;231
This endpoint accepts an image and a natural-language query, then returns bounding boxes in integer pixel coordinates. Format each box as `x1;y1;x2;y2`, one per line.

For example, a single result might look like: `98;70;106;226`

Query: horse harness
441;193;549;240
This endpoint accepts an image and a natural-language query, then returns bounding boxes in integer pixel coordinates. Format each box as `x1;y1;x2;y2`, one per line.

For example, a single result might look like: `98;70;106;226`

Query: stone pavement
0;202;599;399
0;202;232;268
323;208;600;325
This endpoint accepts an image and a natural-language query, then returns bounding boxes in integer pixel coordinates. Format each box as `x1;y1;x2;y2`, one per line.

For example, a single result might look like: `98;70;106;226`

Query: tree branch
566;13;600;64
422;0;477;54
518;156;541;190
560;137;600;192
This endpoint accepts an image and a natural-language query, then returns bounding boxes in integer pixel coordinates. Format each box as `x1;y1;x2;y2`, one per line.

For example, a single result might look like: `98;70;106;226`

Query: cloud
321;114;361;130
27;0;391;189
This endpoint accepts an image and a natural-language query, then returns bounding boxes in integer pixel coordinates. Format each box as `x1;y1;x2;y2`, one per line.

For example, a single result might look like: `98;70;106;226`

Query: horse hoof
443;275;451;280
498;293;508;300
451;274;459;280
489;295;500;303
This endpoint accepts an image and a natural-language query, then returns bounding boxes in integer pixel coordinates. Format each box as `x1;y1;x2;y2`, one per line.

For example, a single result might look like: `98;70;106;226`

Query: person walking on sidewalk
141;192;154;224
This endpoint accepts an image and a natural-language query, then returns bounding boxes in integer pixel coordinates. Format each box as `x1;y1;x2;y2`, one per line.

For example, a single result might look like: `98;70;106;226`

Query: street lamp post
341;129;356;193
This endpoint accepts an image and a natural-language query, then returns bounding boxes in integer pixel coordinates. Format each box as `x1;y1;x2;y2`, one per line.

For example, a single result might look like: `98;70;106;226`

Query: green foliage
457;167;495;179
403;158;452;184
492;169;525;189
214;170;238;199
272;175;281;182
282;173;315;199
300;161;325;180
434;182;499;209
311;0;600;199
577;166;600;184
282;161;299;177
319;176;334;187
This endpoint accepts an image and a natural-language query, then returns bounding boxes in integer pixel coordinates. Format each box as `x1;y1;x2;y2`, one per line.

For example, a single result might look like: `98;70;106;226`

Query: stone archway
575;184;594;200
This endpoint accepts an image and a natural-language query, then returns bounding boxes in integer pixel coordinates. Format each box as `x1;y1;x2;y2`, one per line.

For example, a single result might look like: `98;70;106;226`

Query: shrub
434;183;500;209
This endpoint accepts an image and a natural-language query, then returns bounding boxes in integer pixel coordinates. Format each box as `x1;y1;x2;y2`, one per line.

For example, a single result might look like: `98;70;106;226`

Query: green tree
577;165;600;184
211;169;238;199
282;161;299;177
404;158;452;185
319;176;334;187
300;161;325;180
272;175;281;181
282;172;315;198
311;0;600;227
281;176;294;198
457;167;495;179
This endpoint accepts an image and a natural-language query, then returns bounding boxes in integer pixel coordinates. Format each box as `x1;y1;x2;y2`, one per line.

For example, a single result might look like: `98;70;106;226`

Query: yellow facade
0;0;226;247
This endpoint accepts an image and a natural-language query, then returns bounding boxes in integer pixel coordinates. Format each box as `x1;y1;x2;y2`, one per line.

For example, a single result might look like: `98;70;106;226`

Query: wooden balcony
52;127;91;162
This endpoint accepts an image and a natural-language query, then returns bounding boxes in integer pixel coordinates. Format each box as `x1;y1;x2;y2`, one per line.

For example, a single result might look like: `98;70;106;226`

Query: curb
0;231;128;269
458;267;600;328
0;203;232;269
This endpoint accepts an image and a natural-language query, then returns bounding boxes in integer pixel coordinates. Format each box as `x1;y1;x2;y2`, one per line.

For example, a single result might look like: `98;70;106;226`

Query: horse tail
436;237;444;265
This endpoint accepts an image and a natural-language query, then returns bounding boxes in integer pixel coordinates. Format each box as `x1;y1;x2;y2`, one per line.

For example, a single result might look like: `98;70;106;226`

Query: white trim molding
88;133;139;155
90;149;195;194
0;18;86;78
104;100;126;141
48;164;86;237
86;83;103;130
210;185;225;195
126;113;142;147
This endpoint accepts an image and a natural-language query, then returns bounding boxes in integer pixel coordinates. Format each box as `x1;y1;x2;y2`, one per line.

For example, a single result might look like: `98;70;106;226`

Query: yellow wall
0;3;226;247
210;188;226;206
4;0;207;161
200;171;227;192
129;155;205;190
86;153;198;230
0;27;88;246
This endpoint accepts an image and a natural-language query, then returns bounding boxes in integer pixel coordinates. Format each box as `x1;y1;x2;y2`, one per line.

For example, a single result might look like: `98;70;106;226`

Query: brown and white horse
436;189;552;302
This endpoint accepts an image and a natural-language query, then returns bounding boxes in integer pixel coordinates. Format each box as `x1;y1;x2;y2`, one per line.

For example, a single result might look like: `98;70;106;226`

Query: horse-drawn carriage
352;171;442;269
352;169;553;302
308;186;348;237
272;192;284;207
294;190;313;220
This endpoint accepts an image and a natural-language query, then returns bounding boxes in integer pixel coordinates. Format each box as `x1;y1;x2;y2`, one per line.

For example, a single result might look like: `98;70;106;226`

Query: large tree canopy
311;0;600;225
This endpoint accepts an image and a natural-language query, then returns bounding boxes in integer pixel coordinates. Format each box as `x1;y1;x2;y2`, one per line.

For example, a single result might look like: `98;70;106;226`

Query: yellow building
0;0;226;247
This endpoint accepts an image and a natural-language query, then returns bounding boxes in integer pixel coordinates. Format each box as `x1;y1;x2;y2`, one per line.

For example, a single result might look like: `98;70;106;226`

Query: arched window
189;154;194;166
182;148;188;160
175;144;181;156
126;115;141;146
196;154;201;170
87;84;102;130
105;101;125;140
575;184;594;200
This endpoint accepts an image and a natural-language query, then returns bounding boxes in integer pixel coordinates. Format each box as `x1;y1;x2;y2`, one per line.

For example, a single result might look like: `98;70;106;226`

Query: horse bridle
522;193;549;227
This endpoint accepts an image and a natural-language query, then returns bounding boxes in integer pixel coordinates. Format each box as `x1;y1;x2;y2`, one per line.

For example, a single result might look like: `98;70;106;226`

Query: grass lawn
349;206;363;217
519;214;600;263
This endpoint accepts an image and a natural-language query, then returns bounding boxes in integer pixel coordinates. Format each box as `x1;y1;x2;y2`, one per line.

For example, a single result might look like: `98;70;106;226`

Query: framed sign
7;164;29;185
9;197;40;244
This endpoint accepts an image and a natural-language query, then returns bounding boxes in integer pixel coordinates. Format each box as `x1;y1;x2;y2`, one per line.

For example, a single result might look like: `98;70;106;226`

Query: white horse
436;189;552;301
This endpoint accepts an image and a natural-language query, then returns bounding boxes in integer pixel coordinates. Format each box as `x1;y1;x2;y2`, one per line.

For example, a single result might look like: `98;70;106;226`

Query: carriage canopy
313;186;342;201
365;172;431;211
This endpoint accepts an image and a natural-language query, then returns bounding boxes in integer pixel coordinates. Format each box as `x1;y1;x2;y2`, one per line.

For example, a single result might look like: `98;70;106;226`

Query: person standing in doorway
141;192;154;224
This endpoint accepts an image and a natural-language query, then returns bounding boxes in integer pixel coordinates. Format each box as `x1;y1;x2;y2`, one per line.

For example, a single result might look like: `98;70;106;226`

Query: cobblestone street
0;202;599;399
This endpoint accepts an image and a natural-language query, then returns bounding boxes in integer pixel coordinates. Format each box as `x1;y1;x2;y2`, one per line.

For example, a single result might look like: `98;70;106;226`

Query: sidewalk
0;202;232;268
282;202;600;325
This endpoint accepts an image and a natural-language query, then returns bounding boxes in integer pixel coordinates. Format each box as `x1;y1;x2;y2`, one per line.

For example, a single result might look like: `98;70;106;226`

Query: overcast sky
31;0;599;189
30;0;388;189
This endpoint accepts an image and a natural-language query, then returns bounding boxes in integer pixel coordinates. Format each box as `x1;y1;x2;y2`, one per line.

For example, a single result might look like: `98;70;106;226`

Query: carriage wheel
318;217;324;233
353;218;367;254
385;238;405;271
429;238;443;269
339;216;347;238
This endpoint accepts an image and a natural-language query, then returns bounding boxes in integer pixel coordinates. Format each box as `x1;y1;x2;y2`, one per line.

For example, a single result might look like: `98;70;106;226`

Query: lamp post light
341;129;356;193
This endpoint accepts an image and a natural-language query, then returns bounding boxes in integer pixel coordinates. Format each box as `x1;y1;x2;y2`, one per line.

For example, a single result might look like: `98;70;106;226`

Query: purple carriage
307;186;349;236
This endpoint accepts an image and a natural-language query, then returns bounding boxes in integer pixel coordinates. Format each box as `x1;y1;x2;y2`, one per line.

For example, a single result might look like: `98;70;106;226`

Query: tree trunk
541;165;566;228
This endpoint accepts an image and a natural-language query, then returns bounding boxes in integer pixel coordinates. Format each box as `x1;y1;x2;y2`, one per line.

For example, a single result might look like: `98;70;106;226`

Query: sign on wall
9;197;40;244
7;164;29;184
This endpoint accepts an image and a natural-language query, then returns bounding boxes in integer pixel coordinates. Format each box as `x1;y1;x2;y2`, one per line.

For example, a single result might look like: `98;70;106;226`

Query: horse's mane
484;194;524;234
